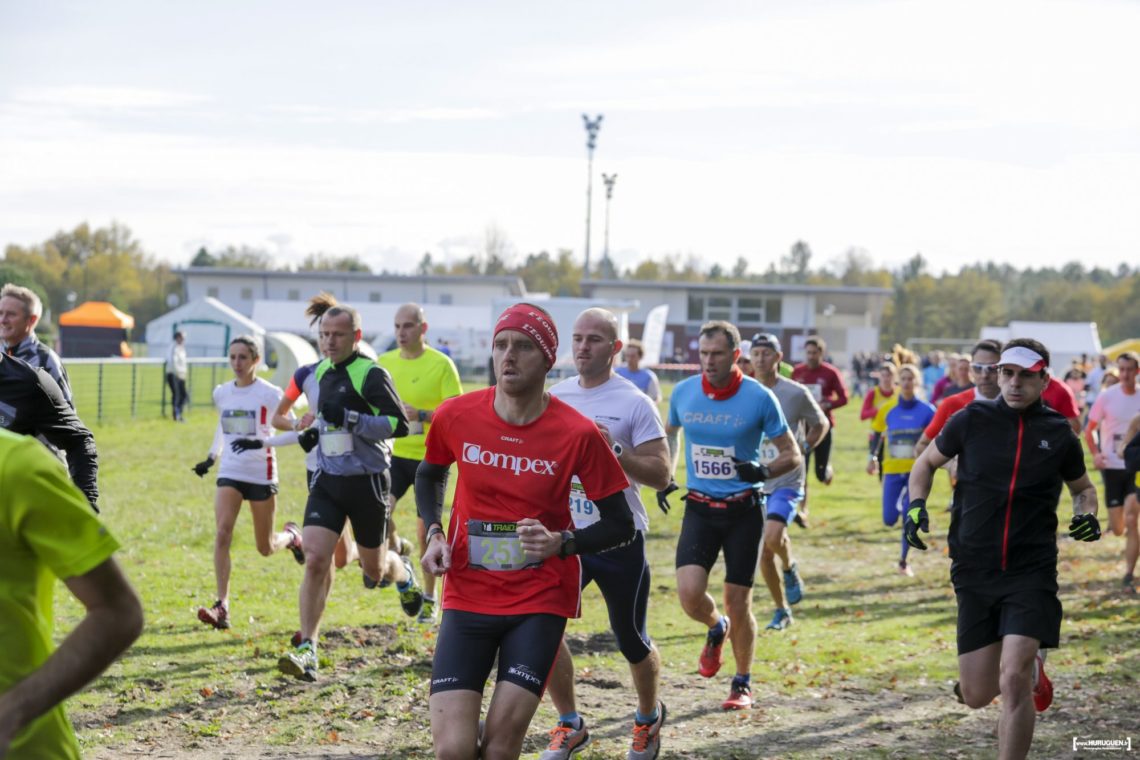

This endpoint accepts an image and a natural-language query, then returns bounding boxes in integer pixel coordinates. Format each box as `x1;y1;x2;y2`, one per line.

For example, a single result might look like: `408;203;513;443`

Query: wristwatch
611;441;624;458
418;409;429;422
558;530;577;558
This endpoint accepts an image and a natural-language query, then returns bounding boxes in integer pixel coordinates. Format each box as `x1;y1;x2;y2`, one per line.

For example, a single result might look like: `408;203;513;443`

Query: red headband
494;304;559;368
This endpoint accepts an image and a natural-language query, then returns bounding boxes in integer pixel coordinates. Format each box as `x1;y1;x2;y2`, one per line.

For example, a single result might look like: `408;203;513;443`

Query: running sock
558;712;582;728
396;578;413;593
635;707;659;725
422;594;436;603
710;615;728;641
732;673;751;688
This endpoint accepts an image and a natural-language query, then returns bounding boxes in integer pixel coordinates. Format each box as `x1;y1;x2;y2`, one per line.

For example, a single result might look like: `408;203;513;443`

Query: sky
2;0;1139;276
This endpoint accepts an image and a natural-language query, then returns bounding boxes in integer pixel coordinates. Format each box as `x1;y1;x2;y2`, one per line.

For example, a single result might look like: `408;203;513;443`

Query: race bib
889;442;916;459
691;444;737;479
221;409;257;436
808;384;824;402
759;441;780;466
320;430;355;457
467;520;542;571
407;420;425;436
568;477;600;527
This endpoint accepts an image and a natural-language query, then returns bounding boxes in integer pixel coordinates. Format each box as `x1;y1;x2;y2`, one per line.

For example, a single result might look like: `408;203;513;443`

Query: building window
439;293;453;305
288;289;300;301
240;287;253;300
687;295;704;321
369;292;381;302
687;293;783;325
737;296;766;324
767;298;782;323
207;287;219;298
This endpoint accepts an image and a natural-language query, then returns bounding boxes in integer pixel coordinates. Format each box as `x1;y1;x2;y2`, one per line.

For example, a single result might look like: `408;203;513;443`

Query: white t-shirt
549;373;666;532
209;378;285;485
1088;384;1140;470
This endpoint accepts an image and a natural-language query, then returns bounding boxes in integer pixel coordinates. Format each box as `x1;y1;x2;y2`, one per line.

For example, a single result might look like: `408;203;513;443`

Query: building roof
582;278;891;295
176;267;527;293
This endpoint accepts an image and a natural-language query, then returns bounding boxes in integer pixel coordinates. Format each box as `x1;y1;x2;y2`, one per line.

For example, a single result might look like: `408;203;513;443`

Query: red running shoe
197;600;230;630
698;617;730;678
722;681;752;710
1033;654;1053;712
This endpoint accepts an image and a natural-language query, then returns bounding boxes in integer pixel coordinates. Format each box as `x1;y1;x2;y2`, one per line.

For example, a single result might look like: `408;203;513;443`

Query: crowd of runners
3;281;1139;760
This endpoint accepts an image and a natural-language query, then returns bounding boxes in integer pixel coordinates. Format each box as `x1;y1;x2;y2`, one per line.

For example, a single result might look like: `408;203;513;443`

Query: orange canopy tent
59;301;135;357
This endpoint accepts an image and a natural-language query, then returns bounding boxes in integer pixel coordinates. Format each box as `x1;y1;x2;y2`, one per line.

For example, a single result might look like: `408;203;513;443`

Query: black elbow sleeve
573;490;635;555
414;461;450;527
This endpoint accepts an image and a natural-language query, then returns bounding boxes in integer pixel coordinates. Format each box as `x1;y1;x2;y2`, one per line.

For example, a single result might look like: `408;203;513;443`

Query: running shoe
783;562;804;605
539;718;590;759
822;464;834;485
284;522;304;564
1123;573;1135;589
628;702;666;760
953;681;965;704
417;596;438;625
278;640;318;682
1033;653;1053;712
397;536;415;557
362;572;379;590
398;555;424;618
722;680;752;710
793;508;809;530
197;600;230;630
765;607;793;631
897;561;914;577
698;617;730;678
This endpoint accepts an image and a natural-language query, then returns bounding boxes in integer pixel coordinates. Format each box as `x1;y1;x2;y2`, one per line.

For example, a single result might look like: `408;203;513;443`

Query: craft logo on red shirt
462;442;559;476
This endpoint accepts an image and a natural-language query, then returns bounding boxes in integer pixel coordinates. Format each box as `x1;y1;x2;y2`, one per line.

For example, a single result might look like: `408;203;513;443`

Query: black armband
572;490;635;555
868;432;882;458
415;460;450;528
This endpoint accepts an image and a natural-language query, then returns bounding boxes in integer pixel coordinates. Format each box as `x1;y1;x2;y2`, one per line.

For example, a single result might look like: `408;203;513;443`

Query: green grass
59;387;1140;758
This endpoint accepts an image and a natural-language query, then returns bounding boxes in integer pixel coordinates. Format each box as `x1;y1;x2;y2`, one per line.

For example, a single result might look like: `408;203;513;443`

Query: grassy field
56;387;1139;759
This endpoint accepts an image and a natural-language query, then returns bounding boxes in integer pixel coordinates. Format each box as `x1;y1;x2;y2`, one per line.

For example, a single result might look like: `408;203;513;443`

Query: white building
581;279;891;366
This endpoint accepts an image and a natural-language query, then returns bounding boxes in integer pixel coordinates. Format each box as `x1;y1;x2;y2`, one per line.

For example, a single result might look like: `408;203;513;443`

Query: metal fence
67;358;232;425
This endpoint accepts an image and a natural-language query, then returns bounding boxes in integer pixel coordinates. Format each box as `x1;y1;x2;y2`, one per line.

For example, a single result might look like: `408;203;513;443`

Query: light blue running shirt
668;375;789;498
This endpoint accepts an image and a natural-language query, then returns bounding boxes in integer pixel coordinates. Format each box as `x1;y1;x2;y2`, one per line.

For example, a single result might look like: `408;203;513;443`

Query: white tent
266;331;320;390
146;297;266;360
980;322;1101;375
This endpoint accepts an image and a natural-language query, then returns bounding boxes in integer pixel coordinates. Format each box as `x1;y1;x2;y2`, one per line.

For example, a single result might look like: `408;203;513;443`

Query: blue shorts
580;531;653;664
763;487;804;525
882;473;909;526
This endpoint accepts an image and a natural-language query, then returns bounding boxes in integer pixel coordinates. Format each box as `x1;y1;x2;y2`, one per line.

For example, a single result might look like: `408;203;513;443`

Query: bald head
394;302;428;356
571;308;622;386
574;308;619;341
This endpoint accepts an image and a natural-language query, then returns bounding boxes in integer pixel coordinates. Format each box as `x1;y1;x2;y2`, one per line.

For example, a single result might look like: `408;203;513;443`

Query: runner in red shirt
415;303;634;760
791;335;849;526
1042;376;1081;434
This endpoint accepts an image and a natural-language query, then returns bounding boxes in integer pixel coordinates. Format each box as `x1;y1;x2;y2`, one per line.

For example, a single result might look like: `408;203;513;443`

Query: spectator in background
921;350;946;390
0;429;143;757
1064;365;1088;417
0;283;73;405
166;331;189;422
933;353;973;404
617;338;663;404
1086;354;1109;407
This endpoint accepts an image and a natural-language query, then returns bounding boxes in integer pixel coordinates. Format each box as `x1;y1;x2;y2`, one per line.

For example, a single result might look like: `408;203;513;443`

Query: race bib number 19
467;520;542;571
691;444;736;479
568;477;600;527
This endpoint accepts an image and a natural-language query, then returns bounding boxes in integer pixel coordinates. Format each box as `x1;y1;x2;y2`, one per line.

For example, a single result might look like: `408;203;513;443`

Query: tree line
4;222;1138;346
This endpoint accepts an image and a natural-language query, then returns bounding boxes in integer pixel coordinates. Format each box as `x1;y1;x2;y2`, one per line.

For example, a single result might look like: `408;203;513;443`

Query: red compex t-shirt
424;388;629;619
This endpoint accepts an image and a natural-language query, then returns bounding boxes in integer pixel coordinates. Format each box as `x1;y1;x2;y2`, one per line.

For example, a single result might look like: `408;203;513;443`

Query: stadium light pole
602;173;618;262
582;113;603;277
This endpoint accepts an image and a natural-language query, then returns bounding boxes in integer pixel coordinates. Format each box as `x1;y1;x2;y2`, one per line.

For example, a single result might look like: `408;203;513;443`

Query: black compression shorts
388;455;421;502
430;610;566;698
675;491;765;587
581;531;653;664
804;429;833;483
304;470;390;549
953;568;1061;654
1101;469;1137;509
216;478;278;502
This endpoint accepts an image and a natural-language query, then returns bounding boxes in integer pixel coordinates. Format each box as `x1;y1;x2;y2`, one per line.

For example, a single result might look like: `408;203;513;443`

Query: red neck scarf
702;365;745;401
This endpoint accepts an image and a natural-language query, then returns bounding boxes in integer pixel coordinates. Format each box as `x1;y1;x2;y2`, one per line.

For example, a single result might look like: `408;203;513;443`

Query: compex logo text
462;443;557;476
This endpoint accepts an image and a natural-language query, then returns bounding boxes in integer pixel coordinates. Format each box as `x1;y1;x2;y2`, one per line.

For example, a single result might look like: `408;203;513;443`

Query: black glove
656;481;680;515
320;402;346;427
732;458;770;484
230;438;263;454
904;498;929;550
192;457;215;478
1069;513;1101;542
298;427;320;453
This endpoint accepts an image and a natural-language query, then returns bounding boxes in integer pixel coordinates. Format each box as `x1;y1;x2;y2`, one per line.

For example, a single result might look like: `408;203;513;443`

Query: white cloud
12;86;207;110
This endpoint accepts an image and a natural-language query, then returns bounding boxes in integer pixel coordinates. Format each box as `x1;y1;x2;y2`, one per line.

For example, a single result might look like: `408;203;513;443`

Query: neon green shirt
0;430;120;759
377;345;462;461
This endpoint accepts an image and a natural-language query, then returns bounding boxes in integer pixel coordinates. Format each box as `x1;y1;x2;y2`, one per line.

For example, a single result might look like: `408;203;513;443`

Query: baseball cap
738;340;752;356
750;333;782;353
998;345;1047;372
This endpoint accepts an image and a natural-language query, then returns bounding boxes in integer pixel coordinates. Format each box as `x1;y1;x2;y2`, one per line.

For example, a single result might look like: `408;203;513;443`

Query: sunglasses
971;363;999;374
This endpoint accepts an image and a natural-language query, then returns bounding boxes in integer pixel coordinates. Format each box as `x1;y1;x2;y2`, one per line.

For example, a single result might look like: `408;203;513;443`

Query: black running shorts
304;470;390;549
388;455;421;502
804;429;833;483
581;531;653;664
430;610;566;698
953;568;1062;655
1101;469;1137;509
675;492;765;587
216;478;278;502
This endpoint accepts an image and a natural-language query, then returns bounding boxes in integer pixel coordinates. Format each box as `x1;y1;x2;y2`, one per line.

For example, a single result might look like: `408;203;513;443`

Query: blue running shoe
766;607;793;631
783;562;803;605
